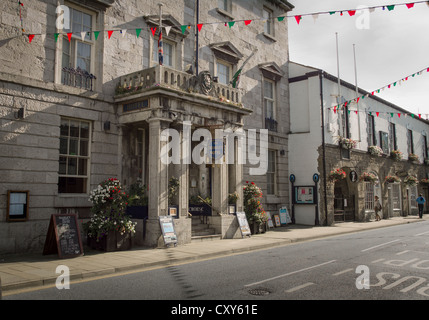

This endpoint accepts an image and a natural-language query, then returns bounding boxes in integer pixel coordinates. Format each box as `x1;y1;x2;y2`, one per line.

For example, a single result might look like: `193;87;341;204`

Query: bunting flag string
20;1;429;43
331;65;429;112
328;105;428;120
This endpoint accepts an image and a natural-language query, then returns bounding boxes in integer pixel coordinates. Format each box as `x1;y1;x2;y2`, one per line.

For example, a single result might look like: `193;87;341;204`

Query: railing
62;67;96;91
265;117;278;132
117;65;242;104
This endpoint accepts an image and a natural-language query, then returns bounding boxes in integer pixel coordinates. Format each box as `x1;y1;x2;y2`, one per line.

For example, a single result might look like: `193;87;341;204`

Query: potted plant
328;168;346;182
384;175;401;184
420;178;429;186
390;150;403;161
243;181;268;234
168;176;180;217
228;191;239;214
125;180;148;219
339;136;357;150
408;153;419;162
84;178;137;251
359;172;378;184
368;145;383;157
404;175;418;187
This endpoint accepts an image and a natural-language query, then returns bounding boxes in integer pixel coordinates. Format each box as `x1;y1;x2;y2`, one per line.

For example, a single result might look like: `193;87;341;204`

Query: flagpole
158;3;163;66
336;32;343;136
195;0;199;76
353;44;361;142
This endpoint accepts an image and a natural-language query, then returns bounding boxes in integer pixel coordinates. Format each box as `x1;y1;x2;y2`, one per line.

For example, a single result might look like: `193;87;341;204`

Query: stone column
145;118;170;246
212;162;228;215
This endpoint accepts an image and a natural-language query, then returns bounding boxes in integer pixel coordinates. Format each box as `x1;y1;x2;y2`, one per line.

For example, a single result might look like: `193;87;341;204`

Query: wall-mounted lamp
104;121;111;131
15;108;24;119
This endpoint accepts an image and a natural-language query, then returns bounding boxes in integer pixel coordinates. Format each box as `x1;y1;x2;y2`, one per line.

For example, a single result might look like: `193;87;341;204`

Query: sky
287;0;429;116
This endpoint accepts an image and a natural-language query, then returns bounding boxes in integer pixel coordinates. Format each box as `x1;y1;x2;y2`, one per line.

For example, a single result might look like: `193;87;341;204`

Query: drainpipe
319;71;328;226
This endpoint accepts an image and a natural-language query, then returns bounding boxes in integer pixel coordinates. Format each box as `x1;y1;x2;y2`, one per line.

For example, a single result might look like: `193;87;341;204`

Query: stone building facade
289;62;429;226
0;0;293;254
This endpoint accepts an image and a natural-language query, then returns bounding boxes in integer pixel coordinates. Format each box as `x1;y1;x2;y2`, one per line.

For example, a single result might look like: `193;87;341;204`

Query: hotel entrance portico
114;65;252;247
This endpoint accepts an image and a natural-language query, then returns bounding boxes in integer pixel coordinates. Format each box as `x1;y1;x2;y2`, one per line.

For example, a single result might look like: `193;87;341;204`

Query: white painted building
289;61;429;226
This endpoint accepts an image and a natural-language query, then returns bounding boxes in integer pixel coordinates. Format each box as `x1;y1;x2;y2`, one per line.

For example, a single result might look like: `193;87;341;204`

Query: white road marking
361;239;400;252
285;282;315;293
371;259;385;263
244;260;336;287
415;230;429;237
332;268;354;276
396;250;410;255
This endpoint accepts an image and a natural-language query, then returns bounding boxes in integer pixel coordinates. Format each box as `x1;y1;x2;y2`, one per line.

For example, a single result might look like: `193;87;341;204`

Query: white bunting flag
164;26;171;36
121;29;127;37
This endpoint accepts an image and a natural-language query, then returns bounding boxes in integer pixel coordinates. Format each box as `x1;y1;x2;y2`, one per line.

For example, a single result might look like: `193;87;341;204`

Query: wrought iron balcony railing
62;67;96;91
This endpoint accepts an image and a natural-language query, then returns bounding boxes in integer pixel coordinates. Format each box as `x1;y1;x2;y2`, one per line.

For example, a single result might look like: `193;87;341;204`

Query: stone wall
317;144;428;226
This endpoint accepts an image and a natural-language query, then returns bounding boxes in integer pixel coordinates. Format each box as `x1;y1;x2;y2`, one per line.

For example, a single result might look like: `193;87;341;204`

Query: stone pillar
145;118;170;247
212;162;228;215
147;118;169;219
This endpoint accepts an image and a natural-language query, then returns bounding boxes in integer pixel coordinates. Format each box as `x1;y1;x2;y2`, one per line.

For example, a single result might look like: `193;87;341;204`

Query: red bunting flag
295;15;302;24
197;24;203;32
244;20;252;25
376;112;379;117
151;27;156;37
406;3;415;9
398;113;401;118
419;114;422;118
67;33;72;42
348;10;356;16
107;30;114;39
28;34;34;43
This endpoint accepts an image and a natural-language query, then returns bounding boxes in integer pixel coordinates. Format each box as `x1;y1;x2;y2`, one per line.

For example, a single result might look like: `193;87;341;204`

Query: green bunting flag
54;33;59;42
386;5;395;11
94;31;100;40
228;21;235;28
277;16;285;22
180;25;187;34
135;28;141;38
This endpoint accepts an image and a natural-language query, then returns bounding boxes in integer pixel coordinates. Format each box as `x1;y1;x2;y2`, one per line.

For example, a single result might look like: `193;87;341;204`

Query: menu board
159;216;178;246
279;207;292;225
43;214;83;259
236;212;251;237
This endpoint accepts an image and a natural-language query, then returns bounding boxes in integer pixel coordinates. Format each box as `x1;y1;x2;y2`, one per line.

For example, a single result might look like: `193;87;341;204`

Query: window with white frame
152;38;175;67
391;183;402;212
367;113;376;146
263;7;273;36
407;129;414;154
409;184;417;212
216;60;231;85
59;118;91;193
264;79;275;119
267;150;277;195
364;182;375;211
61;6;95;89
218;0;229;12
389;122;397;152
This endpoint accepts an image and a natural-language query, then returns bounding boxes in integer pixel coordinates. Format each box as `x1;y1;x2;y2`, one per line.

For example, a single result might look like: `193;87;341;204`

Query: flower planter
126;205;148;219
87;230;132;252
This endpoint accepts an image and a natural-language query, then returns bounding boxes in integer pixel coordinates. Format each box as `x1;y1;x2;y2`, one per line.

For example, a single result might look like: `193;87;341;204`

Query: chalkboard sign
43;214;84;259
159;216;178;246
236;212;251;237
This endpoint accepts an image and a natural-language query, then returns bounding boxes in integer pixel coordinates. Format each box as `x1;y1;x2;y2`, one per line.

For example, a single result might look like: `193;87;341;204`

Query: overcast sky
287;0;429;115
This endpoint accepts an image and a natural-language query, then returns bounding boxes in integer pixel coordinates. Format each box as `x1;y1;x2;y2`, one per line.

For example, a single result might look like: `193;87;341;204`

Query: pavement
0;214;427;297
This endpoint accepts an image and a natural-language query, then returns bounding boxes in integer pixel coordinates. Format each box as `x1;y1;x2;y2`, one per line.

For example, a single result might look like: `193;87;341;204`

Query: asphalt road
4;220;429;302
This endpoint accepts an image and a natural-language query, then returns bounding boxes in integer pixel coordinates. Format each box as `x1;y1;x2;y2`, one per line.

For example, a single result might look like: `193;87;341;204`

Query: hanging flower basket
408;153;419;162
384;175;400;184
359;172;378;184
420;178;429;186
339;137;357;150
368;145;383;157
404;175;418;186
329;168;346;182
390;150;403;161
